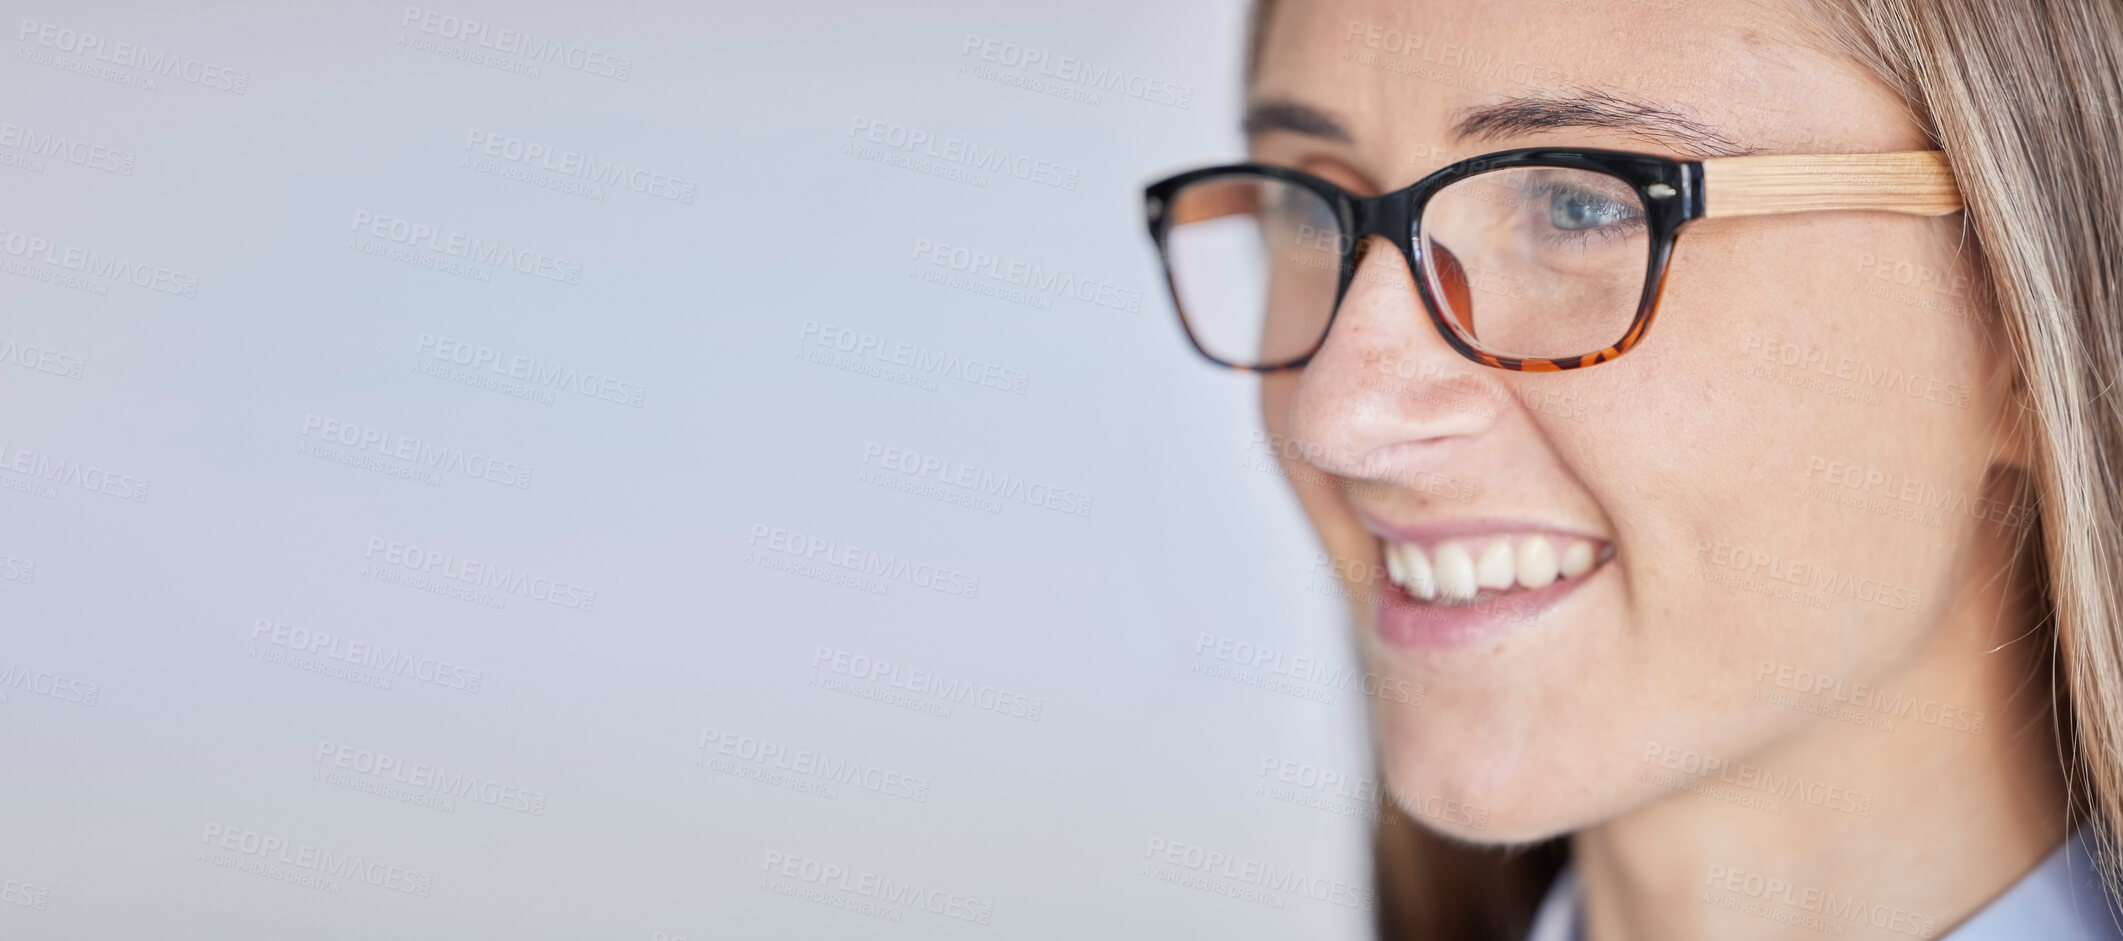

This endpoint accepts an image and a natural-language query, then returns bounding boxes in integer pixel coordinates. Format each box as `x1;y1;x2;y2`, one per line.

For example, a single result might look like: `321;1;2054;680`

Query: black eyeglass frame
1144;146;1965;373
1142;147;1698;373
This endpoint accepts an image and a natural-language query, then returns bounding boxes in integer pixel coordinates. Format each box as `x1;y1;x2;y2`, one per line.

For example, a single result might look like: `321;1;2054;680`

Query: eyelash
1525;181;1648;247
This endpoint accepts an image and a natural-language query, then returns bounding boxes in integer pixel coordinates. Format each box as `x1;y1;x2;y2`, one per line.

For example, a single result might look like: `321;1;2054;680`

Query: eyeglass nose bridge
1327;185;1430;311
1335;186;1425;285
1324;182;1503;370
1342;187;1420;258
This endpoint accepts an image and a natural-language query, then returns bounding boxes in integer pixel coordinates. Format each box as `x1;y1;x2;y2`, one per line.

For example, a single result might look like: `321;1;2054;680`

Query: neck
1574;523;2069;941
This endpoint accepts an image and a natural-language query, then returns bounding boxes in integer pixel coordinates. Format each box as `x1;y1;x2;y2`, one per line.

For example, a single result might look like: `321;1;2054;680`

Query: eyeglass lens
1160;167;1651;366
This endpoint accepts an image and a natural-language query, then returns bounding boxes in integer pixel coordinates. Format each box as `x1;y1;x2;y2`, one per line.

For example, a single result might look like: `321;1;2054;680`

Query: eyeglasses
1142;148;1962;372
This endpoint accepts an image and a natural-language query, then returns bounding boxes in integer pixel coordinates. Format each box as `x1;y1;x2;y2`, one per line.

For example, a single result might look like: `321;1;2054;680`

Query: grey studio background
0;1;1381;938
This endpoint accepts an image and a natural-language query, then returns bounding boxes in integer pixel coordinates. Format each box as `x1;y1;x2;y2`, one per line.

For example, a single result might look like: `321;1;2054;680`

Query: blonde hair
1825;0;2123;908
1246;0;2123;936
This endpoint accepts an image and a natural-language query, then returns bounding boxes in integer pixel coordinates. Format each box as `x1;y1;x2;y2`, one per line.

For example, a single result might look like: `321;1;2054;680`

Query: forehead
1251;0;1916;175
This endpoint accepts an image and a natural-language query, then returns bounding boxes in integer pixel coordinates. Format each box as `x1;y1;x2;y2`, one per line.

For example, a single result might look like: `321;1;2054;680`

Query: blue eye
1547;186;1637;231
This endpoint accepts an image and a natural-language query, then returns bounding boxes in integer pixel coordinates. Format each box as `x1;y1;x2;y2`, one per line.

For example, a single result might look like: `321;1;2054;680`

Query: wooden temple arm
1699;151;1962;219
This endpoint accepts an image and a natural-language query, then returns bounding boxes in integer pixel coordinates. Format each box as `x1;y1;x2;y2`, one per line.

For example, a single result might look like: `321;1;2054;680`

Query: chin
1371;698;1635;847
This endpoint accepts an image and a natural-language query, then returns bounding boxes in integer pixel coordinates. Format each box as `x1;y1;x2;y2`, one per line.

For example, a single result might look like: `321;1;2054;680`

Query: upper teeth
1384;535;1601;603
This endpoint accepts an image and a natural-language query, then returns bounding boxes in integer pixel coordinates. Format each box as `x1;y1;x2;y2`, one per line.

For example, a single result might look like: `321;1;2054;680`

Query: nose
1285;234;1505;481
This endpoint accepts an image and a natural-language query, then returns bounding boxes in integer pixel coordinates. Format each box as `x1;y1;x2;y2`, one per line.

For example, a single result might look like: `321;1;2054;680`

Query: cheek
1260;371;1298;440
1569;217;1989;699
1259;370;1372;560
1366;221;1999;837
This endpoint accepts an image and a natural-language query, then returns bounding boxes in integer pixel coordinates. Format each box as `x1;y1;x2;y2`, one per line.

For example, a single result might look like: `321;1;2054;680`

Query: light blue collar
1526;828;2121;941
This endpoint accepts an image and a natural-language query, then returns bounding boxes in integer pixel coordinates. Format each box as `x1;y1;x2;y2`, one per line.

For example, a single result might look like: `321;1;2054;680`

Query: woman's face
1254;0;2022;841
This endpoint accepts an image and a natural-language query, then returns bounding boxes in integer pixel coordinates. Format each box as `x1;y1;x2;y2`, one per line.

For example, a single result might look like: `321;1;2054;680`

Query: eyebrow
1451;89;1752;158
1242;100;1352;143
1243;91;1754;159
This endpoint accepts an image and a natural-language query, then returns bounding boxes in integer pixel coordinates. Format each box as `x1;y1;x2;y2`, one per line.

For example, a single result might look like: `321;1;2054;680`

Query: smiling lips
1381;534;1609;605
